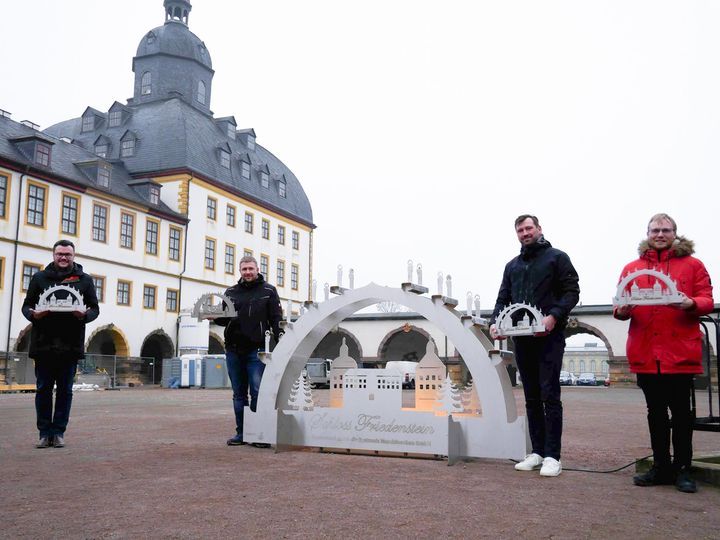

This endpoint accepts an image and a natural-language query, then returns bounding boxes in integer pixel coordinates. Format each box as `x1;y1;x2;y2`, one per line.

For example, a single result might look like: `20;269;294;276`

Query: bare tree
375;301;409;313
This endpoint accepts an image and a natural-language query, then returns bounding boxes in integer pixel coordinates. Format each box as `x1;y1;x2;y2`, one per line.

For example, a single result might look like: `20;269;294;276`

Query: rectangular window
205;238;215;270
243;249;253;258
276;260;285;287
260;171;269;188
207;197;217;220
168;226;181;261
92;203;108;242
291;264;299;290
279;180;287;198
26;183;46;227
120;212;134;249
166;289;179;312
95;143;108;158
261;219;270;240
149;186;160;205
260;254;269;276
143;285;157;309
145;219;159;255
277;225;285;245
225;244;235;274
292;231;300;250
109;110;122;127
244;212;253;234
241;161;250;180
121;139;135;157
117;280;131;306
61;194;79;235
227;205;236;227
82;116;94;132
92;275;105;303
220;150;230;169
97;166;111;188
35;144;51;166
0;173;8;219
22;263;41;291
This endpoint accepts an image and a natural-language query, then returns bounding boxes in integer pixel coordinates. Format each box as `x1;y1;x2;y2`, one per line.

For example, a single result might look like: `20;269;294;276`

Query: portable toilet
180;354;203;387
202;355;229;388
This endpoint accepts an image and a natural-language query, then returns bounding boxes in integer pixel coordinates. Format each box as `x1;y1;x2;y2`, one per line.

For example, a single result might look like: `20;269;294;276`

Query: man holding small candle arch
210;255;282;447
490;214;579;477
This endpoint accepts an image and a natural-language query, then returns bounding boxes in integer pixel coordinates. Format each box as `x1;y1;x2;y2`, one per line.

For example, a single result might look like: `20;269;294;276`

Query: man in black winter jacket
21;240;99;448
490;215;579;477
213;255;282;446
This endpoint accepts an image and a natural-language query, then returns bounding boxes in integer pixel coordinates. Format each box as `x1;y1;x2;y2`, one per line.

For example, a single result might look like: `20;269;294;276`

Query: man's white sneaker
540;457;562;477
514;453;544;471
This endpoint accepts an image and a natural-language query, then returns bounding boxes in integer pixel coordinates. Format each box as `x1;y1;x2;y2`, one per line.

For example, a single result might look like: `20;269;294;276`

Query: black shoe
53;435;65;448
675;467;697;493
633;465;674;486
36;436;51;449
251;442;271;449
227;435;247;446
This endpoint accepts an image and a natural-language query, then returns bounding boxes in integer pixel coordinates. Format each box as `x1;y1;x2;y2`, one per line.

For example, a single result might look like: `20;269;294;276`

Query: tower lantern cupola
164;0;192;26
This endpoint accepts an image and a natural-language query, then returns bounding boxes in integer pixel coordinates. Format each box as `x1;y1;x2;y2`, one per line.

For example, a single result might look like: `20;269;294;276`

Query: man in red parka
614;213;713;493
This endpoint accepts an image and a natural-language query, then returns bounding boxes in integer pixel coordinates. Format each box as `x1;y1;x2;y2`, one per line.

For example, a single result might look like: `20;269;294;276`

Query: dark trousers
513;331;566;460
637;373;694;469
226;349;265;436
35;358;78;437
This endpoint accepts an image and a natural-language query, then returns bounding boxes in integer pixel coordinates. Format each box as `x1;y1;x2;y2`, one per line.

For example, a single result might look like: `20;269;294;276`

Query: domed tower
130;0;214;114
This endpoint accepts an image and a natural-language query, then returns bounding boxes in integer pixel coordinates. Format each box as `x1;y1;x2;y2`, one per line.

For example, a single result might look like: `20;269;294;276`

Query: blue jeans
35;358;78;437
226;349;265;436
513;331;566;460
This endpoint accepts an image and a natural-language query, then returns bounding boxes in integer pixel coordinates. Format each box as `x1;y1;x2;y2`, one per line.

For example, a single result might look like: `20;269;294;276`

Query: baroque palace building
0;0;314;384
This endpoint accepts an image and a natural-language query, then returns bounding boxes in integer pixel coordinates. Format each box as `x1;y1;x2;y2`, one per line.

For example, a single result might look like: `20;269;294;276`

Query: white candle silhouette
264;330;271;354
446;275;452;298
311;279;317;302
407;260;413;282
337;265;343;287
466;292;473;315
324;283;329;301
474;295;481;317
437;272;443;295
286;299;292;322
417;264;423;285
349;268;355;289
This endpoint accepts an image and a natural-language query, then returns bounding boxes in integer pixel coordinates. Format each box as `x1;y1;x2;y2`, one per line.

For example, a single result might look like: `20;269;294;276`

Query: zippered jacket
613;236;714;374
215;274;282;353
21;262;100;361
491;236;580;330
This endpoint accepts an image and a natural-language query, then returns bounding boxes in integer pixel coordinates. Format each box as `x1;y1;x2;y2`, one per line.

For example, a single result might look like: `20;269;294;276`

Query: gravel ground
1;386;719;539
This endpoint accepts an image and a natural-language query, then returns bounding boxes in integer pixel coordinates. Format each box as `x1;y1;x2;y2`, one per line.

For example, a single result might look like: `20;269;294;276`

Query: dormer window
149;186;160;205
95;143;108;157
82;115;95;133
260;170;269;189
240;160;250;180
141;72;152;95
35;143;51;166
197;81;206;105
121;139;135;157
97;165;111;188
220;149;230;169
146;31;156;44
120;131;137;158
109;110;122;127
279;177;287;198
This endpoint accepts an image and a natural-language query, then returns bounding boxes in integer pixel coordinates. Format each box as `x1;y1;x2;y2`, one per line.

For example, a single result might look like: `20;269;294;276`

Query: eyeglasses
649;228;674;235
54;253;74;259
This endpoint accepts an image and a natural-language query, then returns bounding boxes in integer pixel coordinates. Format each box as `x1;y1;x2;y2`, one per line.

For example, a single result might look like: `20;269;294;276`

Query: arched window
197;81;206;104
141;72;152;95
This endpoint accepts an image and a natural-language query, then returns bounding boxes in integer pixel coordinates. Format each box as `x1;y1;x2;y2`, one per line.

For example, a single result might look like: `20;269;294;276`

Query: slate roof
137;21;212;70
44;98;314;226
0;115;183;222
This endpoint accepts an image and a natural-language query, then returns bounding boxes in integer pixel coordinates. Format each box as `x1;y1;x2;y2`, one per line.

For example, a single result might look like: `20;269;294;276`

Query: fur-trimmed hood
638;235;695;258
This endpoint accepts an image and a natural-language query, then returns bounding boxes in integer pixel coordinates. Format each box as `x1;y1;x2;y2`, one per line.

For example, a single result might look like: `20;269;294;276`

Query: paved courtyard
1;386;719;539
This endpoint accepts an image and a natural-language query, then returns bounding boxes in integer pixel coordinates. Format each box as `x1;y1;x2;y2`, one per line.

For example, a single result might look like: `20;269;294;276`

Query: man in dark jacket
213;255;282;446
614;213;713;493
490;215;579;477
21;240;99;448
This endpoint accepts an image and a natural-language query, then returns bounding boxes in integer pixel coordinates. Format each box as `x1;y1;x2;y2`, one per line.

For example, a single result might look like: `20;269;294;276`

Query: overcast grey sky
3;0;719;311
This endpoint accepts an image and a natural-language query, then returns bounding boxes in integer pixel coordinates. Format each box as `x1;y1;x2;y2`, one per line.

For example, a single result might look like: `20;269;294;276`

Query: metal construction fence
0;352;155;388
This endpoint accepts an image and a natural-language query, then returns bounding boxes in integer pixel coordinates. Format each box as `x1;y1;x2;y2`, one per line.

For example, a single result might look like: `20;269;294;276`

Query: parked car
559;371;575;386
576;372;598;386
